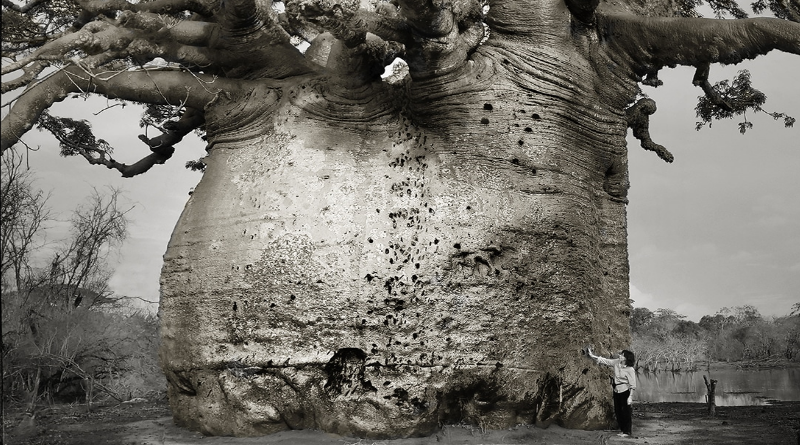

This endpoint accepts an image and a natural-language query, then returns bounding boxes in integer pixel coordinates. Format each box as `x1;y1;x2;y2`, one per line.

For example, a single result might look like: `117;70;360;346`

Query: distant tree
1;150;50;292
43;187;129;309
699;313;734;333
630;307;654;333
731;305;763;325
631;307;706;371
775;314;800;360
673;319;703;339
789;302;800;317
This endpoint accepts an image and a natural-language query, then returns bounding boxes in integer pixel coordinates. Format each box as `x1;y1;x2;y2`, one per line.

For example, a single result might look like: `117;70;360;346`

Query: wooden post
703;375;717;416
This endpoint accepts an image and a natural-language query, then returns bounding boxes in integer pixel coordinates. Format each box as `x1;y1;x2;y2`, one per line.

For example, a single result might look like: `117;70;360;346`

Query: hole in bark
232;302;237;311
524;127;532;132
480;118;490;124
511;158;520;165
324;348;375;396
483;103;493;111
518;140;524;146
438;380;506;424
454;243;461;249
532;113;541;120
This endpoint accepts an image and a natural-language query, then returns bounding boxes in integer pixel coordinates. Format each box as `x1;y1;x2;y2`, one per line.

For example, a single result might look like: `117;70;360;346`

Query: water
636;367;800;405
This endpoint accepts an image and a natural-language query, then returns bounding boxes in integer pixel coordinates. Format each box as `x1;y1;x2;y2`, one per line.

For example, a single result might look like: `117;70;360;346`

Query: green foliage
751;0;799;20
695;70;795;133
185;158;207;172
1;0;81;54
37;111;113;158
631;304;800;371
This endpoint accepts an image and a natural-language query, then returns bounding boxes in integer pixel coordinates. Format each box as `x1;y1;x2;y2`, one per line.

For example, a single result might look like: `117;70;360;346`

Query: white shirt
594;356;637;393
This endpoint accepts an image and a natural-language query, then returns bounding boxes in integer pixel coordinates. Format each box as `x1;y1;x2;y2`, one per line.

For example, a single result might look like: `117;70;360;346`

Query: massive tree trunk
159;8;633;437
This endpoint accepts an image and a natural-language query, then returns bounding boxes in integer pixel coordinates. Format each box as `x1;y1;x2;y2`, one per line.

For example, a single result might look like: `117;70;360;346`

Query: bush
2;290;165;406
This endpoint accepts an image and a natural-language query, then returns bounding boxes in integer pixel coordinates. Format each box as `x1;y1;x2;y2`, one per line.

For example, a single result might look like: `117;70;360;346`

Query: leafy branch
694;70;795;133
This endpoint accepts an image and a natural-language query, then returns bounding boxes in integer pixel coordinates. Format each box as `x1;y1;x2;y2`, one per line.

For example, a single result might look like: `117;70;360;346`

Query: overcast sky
5;52;798;322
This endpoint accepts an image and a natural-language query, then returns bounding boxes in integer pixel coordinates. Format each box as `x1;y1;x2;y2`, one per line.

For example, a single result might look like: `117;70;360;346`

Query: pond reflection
636;368;800;405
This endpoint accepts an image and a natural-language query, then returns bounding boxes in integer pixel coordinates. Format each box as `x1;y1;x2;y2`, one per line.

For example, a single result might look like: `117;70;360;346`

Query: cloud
629;283;657;310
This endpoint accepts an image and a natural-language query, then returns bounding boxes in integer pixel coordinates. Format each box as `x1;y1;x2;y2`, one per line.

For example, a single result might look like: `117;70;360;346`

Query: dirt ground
3;399;799;445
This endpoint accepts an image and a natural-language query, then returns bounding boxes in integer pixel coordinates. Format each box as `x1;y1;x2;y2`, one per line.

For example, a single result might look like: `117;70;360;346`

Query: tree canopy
2;0;798;171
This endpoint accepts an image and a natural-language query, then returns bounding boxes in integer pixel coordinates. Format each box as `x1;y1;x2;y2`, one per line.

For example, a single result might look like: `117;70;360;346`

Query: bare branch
1;66;237;153
626;98;674;163
1;61;48;94
2;18;220;78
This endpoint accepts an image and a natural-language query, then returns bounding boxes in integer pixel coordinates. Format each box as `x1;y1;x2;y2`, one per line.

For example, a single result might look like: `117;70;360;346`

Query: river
636;367;800;405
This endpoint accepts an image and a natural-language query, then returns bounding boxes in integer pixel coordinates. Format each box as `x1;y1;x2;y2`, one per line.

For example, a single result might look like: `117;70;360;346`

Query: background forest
631;304;800;372
1;151;164;412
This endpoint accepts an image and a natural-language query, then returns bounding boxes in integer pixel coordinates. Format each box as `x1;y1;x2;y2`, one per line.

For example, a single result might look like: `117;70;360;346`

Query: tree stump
703;375;717;416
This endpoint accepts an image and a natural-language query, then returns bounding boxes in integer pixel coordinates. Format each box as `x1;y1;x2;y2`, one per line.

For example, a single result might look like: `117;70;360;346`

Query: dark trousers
613;390;632;434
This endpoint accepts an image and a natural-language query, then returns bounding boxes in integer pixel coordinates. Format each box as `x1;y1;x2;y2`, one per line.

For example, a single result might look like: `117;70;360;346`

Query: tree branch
1;66;239;152
40;106;206;178
287;0;412;46
2;17;222;78
1;61;48;94
138;107;205;152
76;0;217;18
692;63;733;112
626;98;674;163
1;0;49;14
598;15;800;75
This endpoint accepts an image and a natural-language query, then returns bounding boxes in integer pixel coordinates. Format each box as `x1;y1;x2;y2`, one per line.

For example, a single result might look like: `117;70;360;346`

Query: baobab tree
2;0;798;438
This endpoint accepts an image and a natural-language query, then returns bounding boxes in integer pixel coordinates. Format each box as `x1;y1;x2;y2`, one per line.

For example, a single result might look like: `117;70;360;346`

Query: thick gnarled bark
157;24;634;435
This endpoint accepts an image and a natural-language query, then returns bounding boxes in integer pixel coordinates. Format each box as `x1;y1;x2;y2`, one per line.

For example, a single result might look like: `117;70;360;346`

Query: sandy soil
4;399;799;444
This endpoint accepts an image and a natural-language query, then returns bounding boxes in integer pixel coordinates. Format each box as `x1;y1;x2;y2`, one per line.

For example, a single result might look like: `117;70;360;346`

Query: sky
3;50;798;322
